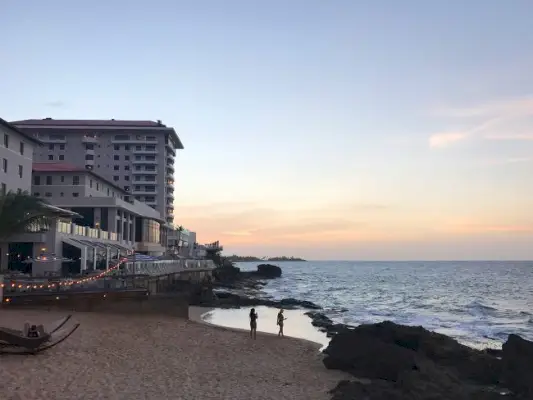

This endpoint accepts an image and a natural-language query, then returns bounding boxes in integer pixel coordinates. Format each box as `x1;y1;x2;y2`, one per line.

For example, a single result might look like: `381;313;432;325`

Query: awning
43;204;82;218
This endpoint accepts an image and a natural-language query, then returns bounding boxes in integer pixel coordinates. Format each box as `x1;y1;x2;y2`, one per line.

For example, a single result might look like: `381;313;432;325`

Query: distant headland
225;255;306;262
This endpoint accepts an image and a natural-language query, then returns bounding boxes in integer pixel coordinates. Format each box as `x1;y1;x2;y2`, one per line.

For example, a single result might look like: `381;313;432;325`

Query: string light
1;258;126;291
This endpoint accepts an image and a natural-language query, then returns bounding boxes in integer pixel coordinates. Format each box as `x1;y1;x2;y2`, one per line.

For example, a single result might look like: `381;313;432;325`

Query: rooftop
0;118;42;145
32;162;128;195
11;118;184;149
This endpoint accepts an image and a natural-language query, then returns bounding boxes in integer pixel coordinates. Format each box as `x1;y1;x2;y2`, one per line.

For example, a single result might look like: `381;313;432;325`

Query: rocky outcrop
501;334;533;397
324;321;517;400
255;264;282;278
206;291;322;310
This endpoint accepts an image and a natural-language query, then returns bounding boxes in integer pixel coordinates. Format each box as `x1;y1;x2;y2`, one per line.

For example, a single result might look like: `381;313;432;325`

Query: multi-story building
10;118;184;243
31;163;166;256
0;118;41;193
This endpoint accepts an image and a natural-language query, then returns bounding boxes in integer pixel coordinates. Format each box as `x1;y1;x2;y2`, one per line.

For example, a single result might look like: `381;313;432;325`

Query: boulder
324;321;509;399
336;321;501;385
255;263;282;278
501;334;533;396
323;330;419;381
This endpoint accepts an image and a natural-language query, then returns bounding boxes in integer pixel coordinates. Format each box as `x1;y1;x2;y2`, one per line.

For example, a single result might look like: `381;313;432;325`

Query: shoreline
189;306;326;350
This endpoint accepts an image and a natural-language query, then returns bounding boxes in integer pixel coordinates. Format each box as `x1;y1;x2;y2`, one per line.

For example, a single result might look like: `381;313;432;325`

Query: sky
2;0;533;260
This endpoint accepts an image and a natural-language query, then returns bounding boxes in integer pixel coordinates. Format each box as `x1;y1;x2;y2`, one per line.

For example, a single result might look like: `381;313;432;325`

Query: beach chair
0;316;80;355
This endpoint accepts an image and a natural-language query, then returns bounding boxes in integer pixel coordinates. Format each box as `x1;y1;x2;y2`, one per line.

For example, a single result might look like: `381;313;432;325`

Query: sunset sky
2;0;533;260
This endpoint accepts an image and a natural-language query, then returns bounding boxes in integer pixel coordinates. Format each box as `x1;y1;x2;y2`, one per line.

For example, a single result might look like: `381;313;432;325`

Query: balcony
166;192;175;200
166;154;174;163
57;221;119;242
82;136;98;144
133;148;158;155
166;163;175;172
165;143;176;155
132;169;157;175
132;159;157;165
112;137;158;144
132;189;158;195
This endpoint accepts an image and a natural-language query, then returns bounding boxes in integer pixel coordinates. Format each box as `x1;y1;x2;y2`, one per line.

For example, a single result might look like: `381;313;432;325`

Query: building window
135;156;141;161
85;144;94;150
107;188;110;196
60;176;65;183
33;192;40;197
146;145;155;151
113;165;119;170
49;143;54;150
46;176;52;185
33;176;40;185
72;192;79;197
135;145;142;151
124;165;130;171
48;155;54;161
125;155;130;161
45;192;52;197
1;183;6;195
114;145;120;151
89;179;93;188
113;176;119;181
124;176;130;181
19;142;24;155
124;186;130;191
59;144;65;150
60;192;64;197
146;136;156;141
96;183;99;190
125;145;130;151
18;165;23;178
3;134;8;148
114;155;119;160
135;186;140;191
73;176;80;185
85;154;94;160
59;154;64;160
140;219;161;244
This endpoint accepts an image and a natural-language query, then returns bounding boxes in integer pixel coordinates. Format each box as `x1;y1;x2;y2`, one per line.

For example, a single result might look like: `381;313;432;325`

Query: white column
80;246;87;272
105;247;110;271
92;247;97;270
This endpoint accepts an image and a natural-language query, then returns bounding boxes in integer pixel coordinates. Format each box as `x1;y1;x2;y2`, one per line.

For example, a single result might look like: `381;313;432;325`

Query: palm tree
0;191;59;270
176;225;184;255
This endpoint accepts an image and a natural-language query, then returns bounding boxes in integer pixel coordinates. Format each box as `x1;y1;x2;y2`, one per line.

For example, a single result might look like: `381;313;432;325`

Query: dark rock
323;331;419;381
324;321;511;400
255;263;282;278
501;334;533;397
280;298;321;310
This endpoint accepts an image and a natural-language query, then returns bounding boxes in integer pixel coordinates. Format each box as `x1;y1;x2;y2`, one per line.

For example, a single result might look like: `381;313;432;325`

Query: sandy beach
0;309;347;400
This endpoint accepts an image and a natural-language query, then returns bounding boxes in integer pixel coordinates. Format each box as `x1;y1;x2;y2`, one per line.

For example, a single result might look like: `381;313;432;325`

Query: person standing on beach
249;308;258;339
277;309;287;337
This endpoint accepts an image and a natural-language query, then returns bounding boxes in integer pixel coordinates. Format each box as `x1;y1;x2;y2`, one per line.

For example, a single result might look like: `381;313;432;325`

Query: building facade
31;163;166;256
0;118;41;193
11;119;184;237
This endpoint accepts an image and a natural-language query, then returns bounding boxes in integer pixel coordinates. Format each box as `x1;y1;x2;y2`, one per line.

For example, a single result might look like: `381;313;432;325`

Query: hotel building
10;119;184;244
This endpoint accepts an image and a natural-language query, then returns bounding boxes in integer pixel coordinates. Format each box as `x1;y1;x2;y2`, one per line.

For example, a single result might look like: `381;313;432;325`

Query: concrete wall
1;290;190;319
0;123;36;193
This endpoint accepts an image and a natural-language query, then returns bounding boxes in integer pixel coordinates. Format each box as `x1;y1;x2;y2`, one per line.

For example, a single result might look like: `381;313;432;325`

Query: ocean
234;260;533;349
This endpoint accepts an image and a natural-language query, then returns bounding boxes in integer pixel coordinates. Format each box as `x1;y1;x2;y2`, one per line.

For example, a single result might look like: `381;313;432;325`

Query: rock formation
324;321;530;399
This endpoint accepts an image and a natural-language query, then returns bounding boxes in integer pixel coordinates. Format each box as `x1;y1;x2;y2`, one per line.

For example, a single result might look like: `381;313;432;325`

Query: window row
2;133;27;156
1;159;24;178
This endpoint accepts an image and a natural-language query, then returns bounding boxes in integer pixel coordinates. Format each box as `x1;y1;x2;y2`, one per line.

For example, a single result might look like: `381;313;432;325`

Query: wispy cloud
429;95;533;148
428;118;502;149
429;132;466;148
44;100;66;108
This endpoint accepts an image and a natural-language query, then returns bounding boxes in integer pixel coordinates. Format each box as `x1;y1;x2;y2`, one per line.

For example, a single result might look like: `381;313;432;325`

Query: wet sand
0;309;347;400
192;306;330;349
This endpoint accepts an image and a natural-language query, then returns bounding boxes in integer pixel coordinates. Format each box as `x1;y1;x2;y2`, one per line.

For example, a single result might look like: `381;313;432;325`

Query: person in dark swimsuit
249;308;258;339
277;309;287;337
